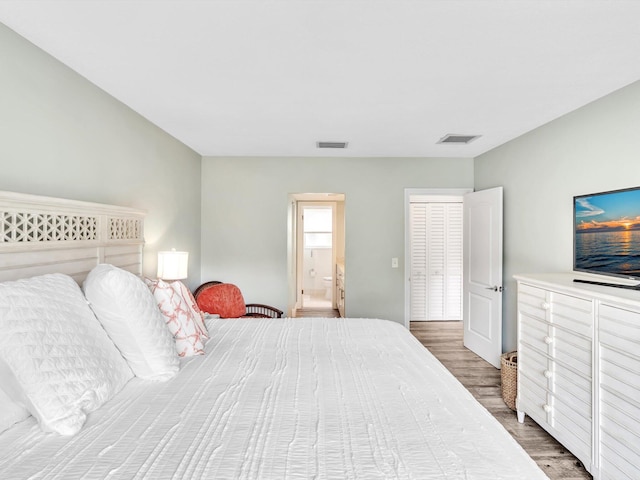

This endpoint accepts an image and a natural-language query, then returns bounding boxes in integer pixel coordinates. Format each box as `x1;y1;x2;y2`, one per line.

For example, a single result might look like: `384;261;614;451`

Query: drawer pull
543;336;553;345
543;369;552;378
543;404;552;413
541;302;550;310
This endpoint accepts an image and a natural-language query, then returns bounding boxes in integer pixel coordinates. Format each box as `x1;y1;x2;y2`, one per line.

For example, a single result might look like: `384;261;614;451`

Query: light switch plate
391;257;399;268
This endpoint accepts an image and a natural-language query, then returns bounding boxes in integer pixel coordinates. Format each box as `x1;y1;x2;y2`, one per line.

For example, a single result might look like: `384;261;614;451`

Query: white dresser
515;273;640;480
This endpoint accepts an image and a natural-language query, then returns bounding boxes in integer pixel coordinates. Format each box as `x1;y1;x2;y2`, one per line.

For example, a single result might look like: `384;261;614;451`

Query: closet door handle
543;336;553;345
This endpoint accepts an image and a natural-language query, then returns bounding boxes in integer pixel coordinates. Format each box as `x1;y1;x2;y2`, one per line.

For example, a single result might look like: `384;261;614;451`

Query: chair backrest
194;282;246;318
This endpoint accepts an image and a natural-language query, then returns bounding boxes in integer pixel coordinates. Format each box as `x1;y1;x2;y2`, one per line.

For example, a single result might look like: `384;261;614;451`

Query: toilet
322;276;332;299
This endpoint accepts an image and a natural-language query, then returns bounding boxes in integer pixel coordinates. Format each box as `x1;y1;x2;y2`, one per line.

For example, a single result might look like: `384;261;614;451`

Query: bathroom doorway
287;193;345;317
299;203;334;309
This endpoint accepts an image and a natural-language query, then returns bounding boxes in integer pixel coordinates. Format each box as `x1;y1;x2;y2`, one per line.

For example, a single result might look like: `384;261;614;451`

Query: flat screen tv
574;186;640;282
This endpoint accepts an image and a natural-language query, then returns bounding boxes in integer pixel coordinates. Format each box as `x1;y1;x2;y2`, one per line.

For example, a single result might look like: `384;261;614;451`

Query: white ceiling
2;1;640;158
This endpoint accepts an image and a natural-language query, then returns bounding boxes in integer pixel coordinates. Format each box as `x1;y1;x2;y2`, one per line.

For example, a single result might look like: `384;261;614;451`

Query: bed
0;191;548;479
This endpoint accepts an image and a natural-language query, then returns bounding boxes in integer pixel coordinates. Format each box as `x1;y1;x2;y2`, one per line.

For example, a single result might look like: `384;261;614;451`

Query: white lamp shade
157;250;189;280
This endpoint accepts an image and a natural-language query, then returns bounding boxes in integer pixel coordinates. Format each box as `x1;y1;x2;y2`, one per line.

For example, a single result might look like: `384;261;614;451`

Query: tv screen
574;186;640;280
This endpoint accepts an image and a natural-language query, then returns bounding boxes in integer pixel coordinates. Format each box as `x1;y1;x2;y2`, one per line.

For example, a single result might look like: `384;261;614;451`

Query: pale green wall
10;15;638;341
475;79;640;351
0;23;202;288
201;156;473;324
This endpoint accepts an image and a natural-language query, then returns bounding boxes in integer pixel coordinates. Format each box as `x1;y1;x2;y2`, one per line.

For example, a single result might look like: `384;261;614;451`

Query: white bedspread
0;318;547;479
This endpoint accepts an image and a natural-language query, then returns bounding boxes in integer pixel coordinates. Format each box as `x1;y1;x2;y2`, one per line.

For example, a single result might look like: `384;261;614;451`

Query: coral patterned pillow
148;279;208;357
196;283;246;318
170;281;209;340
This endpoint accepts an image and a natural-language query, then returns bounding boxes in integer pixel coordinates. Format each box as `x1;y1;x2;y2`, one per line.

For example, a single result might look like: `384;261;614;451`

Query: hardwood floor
410;321;592;480
294;307;340;318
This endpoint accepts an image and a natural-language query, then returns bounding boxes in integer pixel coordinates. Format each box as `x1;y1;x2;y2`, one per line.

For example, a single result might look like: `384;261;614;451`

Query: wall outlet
391;257;399;268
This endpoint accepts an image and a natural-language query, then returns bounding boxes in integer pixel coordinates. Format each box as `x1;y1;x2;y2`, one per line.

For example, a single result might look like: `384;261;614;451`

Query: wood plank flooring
294;308;340;318
411;321;592;480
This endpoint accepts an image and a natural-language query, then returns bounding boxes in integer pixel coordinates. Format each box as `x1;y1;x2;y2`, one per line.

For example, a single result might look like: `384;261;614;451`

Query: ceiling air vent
317;141;348;149
437;134;480;144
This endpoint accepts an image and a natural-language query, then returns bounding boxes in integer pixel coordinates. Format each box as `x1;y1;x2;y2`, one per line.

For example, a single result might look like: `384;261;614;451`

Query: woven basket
500;351;518;411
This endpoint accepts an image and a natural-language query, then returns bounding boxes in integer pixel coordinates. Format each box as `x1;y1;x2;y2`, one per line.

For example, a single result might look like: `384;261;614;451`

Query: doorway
300;203;334;309
404;188;472;327
287;193;345;317
404;187;504;369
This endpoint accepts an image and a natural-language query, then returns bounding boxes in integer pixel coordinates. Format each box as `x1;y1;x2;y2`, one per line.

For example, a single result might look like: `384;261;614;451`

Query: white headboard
0;191;145;284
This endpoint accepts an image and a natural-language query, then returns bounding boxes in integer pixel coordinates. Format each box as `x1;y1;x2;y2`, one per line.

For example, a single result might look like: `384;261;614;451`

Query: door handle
485;285;503;292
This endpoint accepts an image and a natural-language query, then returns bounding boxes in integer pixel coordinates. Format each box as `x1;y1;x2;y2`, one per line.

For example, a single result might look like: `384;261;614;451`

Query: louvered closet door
410;202;463;321
410;204;428;320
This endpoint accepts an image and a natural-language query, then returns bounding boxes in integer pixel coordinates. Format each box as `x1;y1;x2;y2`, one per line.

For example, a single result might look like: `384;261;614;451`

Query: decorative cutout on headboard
0;191;146;283
1;212;99;243
109;217;142;241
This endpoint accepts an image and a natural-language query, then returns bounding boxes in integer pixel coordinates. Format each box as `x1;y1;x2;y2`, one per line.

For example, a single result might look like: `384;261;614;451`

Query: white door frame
287;193;345;316
296;201;337;309
404;188;473;329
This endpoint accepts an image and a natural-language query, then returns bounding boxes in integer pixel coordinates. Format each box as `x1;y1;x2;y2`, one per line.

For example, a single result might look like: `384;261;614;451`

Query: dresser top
514;272;640;308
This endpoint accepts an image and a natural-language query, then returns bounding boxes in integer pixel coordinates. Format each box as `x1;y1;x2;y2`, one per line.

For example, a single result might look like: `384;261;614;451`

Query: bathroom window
304;208;332;248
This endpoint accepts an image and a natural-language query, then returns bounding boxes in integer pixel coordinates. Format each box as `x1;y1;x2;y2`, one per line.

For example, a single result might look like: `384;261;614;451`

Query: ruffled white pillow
147;279;208;357
83;265;179;381
0;273;133;436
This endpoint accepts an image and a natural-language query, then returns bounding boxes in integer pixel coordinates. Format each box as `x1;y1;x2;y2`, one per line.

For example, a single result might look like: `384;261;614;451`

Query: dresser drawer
600;389;640;479
599;304;640;354
600;346;640;398
553;367;591;417
599;364;640;480
519;342;550;389
552;395;592;467
553;326;591;378
519;303;548;328
600;388;640;445
518;282;547;302
599;441;640;480
552;390;591;434
518;371;550;426
519;314;550;355
549;292;593;336
518;283;548;319
599;394;640;480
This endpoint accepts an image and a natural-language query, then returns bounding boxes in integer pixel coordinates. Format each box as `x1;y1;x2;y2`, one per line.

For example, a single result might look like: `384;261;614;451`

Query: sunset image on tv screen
575;188;640;278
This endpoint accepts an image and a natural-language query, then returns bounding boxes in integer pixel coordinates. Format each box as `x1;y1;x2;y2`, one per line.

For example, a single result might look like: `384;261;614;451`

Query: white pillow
83;265;179;380
0;273;133;436
147;279;208;357
0;381;30;435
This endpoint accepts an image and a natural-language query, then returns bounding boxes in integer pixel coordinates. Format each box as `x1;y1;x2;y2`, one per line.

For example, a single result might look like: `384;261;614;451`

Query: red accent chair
193;281;283;318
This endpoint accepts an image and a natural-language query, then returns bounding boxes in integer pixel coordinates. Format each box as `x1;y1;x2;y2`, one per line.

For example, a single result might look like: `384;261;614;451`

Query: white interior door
463;187;503;368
